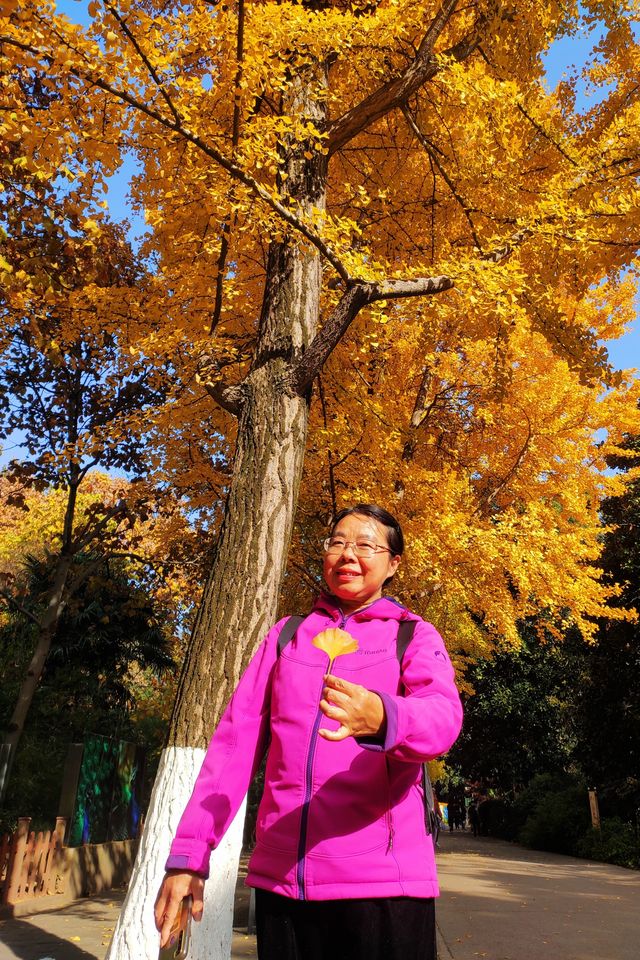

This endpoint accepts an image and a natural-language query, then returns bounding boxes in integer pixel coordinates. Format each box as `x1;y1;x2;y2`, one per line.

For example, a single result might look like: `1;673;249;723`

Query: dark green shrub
0;733;68;835
477;798;518;840
576;818;640;870
516;773;591;855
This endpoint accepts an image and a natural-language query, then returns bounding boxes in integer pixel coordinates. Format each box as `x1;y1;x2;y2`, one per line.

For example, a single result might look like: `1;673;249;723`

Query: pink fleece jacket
166;594;463;900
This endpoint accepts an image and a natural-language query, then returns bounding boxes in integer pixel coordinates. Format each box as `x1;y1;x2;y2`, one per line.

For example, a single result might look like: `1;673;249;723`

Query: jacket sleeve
372;618;463;762
164;618;286;877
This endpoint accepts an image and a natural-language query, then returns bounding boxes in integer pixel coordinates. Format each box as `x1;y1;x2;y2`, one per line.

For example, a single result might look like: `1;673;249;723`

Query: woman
155;504;462;960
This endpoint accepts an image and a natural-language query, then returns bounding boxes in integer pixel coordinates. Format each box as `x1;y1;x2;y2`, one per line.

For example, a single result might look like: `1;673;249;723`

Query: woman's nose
340;541;358;558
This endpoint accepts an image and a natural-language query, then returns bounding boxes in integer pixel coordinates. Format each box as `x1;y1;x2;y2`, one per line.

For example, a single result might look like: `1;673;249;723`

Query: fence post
54;817;68;846
52;817;68;894
588;787;601;832
3;817;31;905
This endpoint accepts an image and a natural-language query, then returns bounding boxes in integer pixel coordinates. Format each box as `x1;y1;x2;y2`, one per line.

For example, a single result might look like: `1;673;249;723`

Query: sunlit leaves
3;0;640;665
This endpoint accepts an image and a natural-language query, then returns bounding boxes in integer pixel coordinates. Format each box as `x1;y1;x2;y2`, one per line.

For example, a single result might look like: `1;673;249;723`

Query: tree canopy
3;2;639;663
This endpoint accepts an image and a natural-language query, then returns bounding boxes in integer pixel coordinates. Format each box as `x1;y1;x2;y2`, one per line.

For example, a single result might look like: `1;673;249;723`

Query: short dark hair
330;503;404;560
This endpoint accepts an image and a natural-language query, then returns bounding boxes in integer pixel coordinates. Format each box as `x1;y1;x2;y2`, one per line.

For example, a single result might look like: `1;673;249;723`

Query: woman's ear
388;554;401;578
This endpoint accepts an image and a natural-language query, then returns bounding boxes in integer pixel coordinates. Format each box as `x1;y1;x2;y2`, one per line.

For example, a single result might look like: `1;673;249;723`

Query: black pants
255;889;437;960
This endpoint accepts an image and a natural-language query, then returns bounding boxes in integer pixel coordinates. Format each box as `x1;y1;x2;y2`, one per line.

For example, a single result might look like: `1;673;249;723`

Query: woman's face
322;513;401;613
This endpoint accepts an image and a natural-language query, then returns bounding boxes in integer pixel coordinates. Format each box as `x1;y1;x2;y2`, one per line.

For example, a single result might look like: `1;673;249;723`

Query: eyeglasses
322;537;392;558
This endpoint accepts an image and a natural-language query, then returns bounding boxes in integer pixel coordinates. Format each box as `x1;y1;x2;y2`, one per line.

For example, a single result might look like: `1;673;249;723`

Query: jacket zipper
296;707;324;899
385;755;394;852
296;609;351;900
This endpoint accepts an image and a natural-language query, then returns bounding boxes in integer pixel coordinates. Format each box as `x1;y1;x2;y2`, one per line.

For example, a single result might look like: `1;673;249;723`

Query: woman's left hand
319;674;385;741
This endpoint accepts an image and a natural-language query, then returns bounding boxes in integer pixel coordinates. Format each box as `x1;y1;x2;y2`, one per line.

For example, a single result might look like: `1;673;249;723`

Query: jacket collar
312;592;408;622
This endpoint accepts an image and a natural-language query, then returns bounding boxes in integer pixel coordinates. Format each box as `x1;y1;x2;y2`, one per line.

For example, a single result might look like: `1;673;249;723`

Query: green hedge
576;818;640;870
477;774;640;869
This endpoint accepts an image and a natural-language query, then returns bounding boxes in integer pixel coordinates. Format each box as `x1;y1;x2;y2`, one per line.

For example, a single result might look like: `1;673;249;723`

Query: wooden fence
0;817;67;905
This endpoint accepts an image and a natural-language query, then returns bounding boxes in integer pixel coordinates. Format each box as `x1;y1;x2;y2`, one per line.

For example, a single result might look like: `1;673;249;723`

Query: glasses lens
354;542;375;557
323;537;342;553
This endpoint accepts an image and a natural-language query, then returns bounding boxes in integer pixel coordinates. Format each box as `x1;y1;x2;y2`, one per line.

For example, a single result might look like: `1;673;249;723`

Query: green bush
473;775;640;871
477;798;519;840
516;773;591;855
576;818;640;870
0;733;68;835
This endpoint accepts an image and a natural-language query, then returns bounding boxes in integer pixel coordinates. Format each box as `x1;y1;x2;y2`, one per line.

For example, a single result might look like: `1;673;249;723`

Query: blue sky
1;6;638;468
543;21;640;373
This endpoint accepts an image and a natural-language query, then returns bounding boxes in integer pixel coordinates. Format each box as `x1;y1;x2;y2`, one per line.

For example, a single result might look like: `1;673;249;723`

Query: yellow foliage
3;0;640;668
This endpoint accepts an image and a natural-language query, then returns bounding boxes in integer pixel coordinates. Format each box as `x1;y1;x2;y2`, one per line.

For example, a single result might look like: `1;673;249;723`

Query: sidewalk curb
436;923;455;960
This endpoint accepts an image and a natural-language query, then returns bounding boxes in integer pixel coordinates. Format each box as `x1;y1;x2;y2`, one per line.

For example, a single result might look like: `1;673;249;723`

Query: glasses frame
322;537;393;558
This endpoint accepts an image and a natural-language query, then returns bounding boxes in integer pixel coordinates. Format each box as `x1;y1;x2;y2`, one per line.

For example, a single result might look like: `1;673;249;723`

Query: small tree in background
0;551;176;830
446;620;580;797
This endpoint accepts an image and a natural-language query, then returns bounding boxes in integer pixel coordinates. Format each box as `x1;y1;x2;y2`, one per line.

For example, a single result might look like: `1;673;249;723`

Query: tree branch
402;105;482;250
516;101;579;169
327;0;484;155
369;275;456;301
469;414;533;517
317;374;338;517
63;555;105;600
209;0;245;335
291;274;454;394
195;351;245;415
200;379;245;416
70;499;128;553
103;551;199;567
104;2;181;128
290;225;531;394
290;284;372;395
0;588;43;629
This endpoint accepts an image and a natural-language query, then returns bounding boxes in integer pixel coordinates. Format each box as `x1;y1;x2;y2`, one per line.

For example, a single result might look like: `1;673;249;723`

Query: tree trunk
107;64;328;960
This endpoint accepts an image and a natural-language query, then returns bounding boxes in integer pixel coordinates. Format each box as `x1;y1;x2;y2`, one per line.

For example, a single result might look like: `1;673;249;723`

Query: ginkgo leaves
4;0;640;667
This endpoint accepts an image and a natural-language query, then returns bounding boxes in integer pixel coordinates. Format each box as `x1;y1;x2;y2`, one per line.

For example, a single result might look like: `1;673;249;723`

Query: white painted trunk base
105;746;247;960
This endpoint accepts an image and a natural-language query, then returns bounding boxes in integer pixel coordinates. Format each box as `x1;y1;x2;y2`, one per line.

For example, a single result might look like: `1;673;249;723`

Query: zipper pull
387;823;394;853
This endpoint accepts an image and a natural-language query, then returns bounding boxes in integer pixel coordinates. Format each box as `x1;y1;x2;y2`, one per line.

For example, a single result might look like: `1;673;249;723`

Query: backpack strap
396;618;418;663
277;615;306;656
396;619;439;842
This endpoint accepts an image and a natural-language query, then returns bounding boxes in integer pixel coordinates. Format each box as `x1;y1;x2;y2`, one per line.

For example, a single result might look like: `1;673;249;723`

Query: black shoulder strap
277;615;306;656
396;618;439;842
396;618;418;664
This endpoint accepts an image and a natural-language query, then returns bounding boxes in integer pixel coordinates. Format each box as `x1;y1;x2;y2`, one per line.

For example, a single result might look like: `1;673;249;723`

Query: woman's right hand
154;870;205;948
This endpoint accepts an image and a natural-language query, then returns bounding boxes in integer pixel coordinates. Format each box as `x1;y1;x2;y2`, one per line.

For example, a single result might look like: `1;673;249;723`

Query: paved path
0;893;123;960
0;889;257;960
1;833;638;959
436;831;640;960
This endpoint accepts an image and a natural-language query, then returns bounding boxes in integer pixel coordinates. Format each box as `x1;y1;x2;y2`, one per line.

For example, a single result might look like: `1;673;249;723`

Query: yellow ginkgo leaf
312;628;358;662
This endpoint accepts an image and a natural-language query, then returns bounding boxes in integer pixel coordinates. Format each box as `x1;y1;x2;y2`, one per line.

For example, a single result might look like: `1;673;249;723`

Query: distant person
434;791;445;836
155;504;463;960
469;801;480;837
